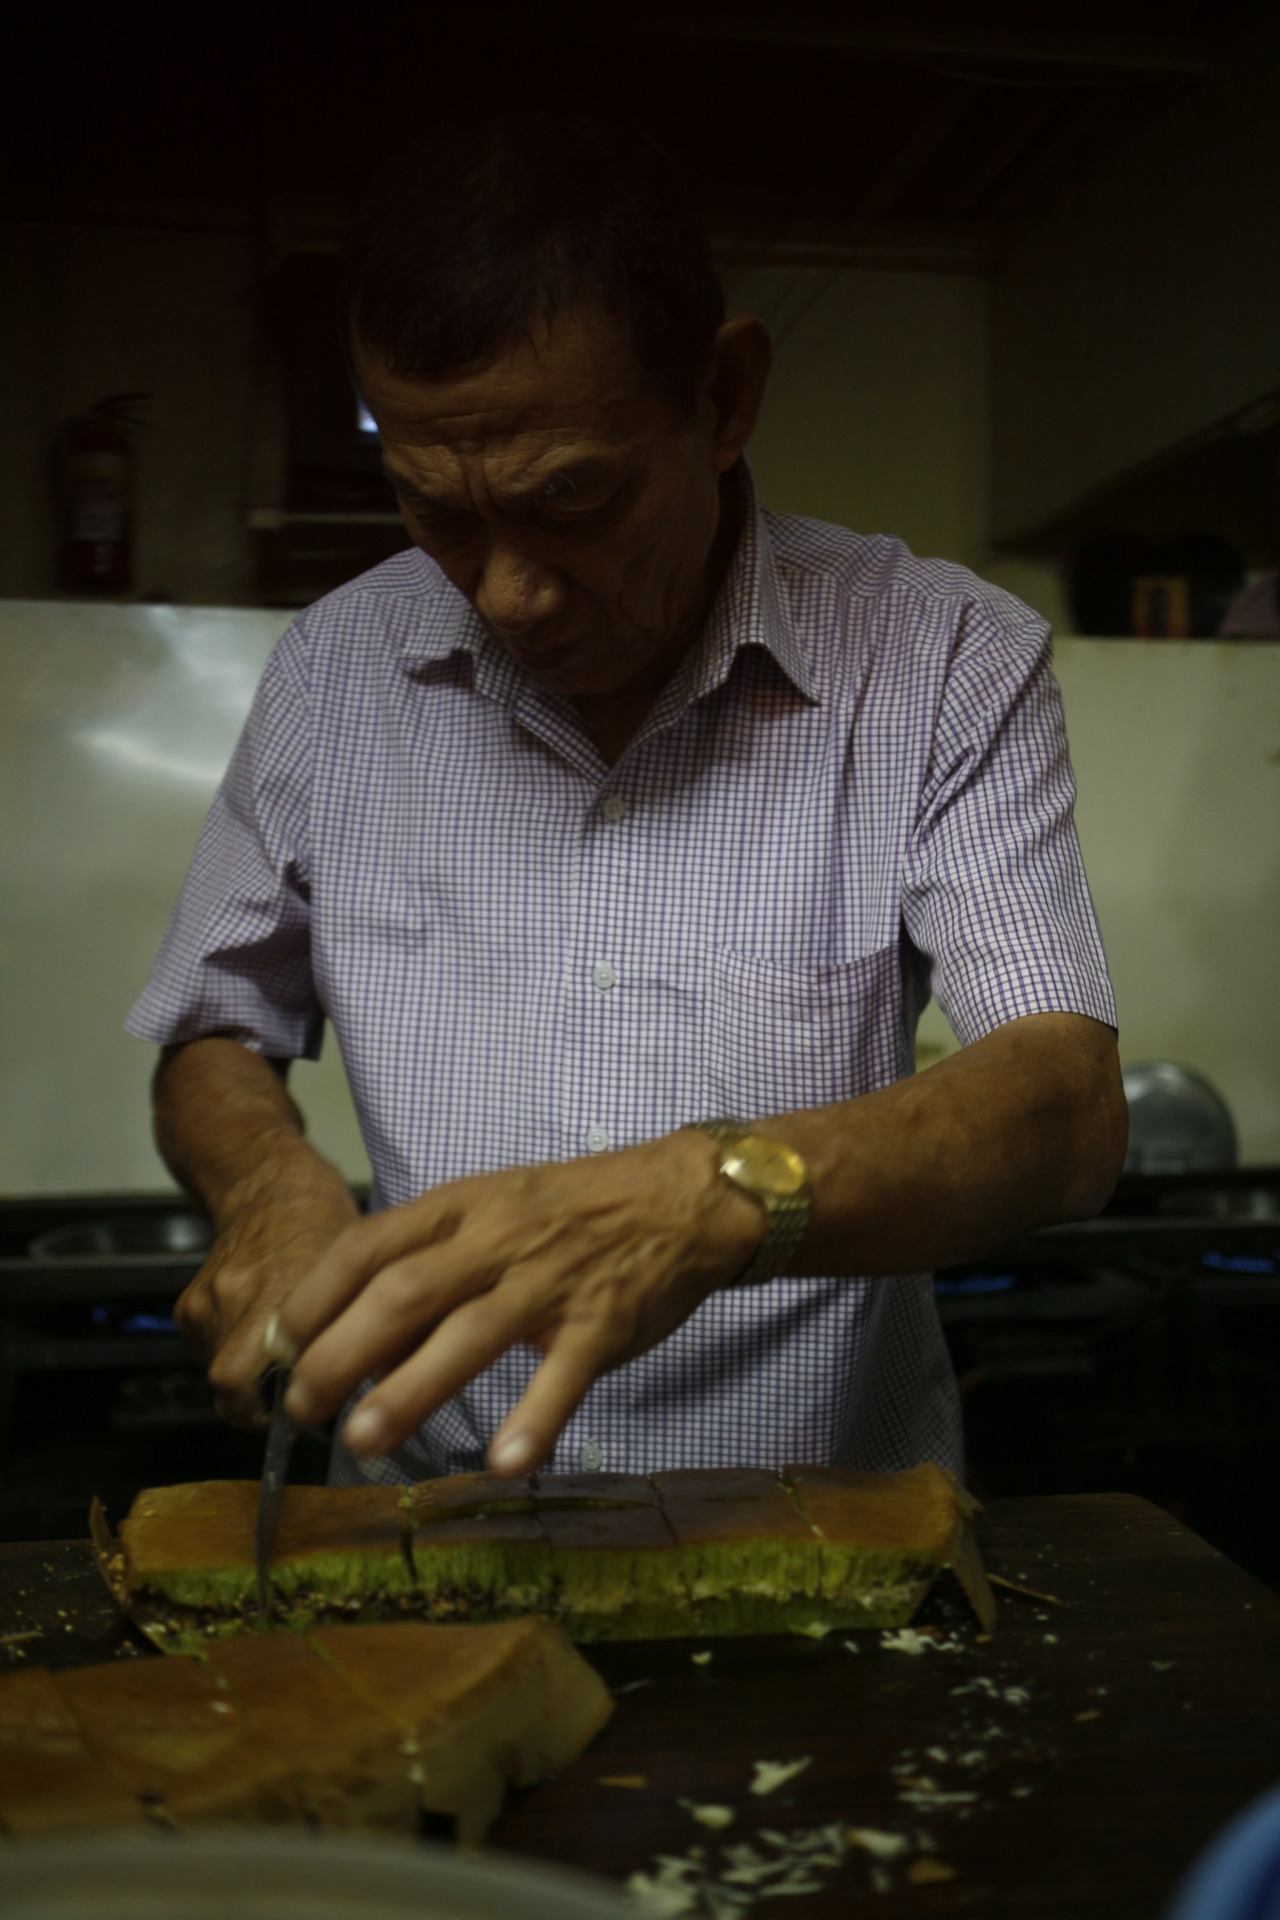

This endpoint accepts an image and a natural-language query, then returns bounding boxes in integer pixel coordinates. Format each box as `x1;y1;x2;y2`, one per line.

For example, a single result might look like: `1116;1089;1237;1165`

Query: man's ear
701;316;773;473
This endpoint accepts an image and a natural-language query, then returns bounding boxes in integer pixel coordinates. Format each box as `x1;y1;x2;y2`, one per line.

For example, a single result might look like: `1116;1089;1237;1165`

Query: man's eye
542;491;620;528
404;504;470;538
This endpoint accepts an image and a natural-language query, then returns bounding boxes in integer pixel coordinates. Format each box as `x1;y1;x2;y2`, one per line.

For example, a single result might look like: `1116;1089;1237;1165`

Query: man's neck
573;466;745;767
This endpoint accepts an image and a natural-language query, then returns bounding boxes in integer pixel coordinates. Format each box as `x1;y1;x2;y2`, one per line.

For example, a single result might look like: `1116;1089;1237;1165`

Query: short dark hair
341;111;725;416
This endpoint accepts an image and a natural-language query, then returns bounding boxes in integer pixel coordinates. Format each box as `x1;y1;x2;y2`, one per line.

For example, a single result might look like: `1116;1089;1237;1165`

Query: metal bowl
0;1830;631;1920
1122;1061;1238;1175
27;1213;213;1261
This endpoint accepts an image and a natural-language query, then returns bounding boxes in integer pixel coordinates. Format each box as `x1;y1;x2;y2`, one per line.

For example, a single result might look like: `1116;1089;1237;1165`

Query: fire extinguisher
54;393;147;593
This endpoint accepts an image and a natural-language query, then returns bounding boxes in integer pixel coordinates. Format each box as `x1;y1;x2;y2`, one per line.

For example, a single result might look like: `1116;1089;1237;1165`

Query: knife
254;1362;296;1622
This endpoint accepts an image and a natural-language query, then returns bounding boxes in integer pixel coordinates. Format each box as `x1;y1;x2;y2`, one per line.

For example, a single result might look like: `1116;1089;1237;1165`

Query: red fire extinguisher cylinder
55;394;147;593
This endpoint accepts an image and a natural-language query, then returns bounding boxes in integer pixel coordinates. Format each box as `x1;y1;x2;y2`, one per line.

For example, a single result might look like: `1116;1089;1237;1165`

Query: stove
936;1167;1280;1587
2;1174;1278;1582
0;1194;333;1541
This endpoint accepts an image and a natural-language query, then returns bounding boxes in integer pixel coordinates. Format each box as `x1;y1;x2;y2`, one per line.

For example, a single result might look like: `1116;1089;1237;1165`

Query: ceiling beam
466;3;1219;78
713;221;998;275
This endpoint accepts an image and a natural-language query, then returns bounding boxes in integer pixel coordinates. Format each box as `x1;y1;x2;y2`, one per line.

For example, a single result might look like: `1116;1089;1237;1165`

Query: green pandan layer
270;1545;412;1603
810;1543;940;1604
667;1538;826;1606
146;1565;256;1611
409;1524;552;1617
559;1566;934;1640
544;1548;677;1621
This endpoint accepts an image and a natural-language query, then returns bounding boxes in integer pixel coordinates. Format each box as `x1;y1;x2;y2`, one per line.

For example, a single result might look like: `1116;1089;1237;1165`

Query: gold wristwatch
695;1119;811;1286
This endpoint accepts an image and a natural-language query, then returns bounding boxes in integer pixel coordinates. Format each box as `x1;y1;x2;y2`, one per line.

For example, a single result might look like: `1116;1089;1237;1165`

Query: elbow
1064;1051;1129;1220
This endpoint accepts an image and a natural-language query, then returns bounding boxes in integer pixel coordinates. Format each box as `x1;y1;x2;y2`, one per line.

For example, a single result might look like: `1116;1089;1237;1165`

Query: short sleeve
125;622;324;1059
901;591;1116;1048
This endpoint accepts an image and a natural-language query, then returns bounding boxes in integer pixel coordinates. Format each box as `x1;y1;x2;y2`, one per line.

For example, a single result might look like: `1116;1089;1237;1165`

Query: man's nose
474;541;564;637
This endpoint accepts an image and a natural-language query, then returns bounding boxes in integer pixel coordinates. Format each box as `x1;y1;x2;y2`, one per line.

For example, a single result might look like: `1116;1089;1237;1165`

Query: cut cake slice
0;1621;610;1843
116;1480;410;1628
54;1646;300;1825
407;1472;668;1632
310;1619;613;1843
409;1510;553;1622
784;1462;997;1631
650;1467;829;1636
537;1502;685;1641
0;1667;140;1838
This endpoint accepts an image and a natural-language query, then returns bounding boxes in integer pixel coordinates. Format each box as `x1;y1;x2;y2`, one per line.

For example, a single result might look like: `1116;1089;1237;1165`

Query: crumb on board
628;1821;849;1915
691;1651;713;1666
750;1758;813;1796
678;1799;735;1830
847;1828;910;1860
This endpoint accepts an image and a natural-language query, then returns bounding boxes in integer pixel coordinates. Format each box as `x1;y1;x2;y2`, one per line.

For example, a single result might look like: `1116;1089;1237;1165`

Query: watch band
696;1118;811;1287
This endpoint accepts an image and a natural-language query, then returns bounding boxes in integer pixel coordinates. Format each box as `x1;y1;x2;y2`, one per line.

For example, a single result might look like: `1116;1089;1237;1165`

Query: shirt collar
394;457;821;709
680;459;821;707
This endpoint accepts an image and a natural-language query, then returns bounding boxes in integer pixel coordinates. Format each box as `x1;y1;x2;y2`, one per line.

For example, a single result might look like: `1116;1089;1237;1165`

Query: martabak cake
104;1462;995;1643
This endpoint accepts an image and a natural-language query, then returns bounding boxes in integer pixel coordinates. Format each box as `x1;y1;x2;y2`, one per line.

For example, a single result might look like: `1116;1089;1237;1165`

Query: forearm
153;1037;354;1231
742;1011;1127;1278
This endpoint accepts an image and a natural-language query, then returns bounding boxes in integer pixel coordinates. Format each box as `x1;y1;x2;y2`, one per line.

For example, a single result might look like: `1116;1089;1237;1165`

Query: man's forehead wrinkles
384;445;628;508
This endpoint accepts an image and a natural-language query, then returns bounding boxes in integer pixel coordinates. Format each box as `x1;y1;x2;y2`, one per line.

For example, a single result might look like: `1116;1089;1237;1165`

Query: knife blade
254;1362;296;1622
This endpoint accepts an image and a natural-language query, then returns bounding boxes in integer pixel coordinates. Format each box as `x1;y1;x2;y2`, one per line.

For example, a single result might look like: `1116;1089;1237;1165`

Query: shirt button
579;1440;604;1471
602;795;629;825
592;960;617;991
585;1125;611;1153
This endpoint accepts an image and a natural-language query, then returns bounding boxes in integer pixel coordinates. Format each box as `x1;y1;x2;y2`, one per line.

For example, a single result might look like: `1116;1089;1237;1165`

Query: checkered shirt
127;468;1115;1487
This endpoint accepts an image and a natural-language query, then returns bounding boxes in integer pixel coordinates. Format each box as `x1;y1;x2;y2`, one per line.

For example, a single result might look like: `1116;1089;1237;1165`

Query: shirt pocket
706;944;904;1115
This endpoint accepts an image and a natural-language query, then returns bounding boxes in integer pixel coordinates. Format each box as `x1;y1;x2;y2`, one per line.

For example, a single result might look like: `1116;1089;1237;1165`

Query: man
129;112;1126;1489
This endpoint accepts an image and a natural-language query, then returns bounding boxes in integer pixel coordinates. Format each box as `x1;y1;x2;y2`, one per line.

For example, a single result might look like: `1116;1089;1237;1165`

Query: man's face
355;305;740;704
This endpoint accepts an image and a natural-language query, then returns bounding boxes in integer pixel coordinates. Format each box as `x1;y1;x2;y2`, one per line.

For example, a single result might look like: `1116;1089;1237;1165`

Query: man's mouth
505;634;578;673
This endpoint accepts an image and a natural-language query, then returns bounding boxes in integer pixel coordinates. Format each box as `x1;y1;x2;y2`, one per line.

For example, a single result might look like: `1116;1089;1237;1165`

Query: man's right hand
152;1037;359;1428
177;1190;357;1427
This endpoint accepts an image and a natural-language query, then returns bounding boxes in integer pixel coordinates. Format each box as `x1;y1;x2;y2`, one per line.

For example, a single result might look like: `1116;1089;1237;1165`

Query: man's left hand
275;1130;763;1473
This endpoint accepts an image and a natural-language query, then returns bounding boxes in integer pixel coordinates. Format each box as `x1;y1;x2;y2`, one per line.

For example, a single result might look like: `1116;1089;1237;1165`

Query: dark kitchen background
0;5;1278;1579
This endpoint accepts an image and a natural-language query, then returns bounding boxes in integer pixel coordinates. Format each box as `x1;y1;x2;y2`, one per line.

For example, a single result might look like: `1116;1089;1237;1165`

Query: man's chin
503;637;624;698
505;636;580;677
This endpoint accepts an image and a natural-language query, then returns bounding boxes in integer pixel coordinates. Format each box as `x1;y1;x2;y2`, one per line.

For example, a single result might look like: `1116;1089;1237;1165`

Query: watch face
723;1133;808;1198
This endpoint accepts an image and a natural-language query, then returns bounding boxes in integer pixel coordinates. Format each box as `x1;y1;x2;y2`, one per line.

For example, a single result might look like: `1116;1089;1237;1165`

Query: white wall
732;266;990;569
1058;638;1280;1161
0;602;369;1195
989;11;1280;542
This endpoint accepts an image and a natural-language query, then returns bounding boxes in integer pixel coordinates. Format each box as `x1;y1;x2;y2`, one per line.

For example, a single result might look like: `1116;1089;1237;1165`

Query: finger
274;1195;465;1359
487;1317;612;1476
173;1266;219;1360
338;1270;553;1457
284;1238;502;1427
208;1310;277;1429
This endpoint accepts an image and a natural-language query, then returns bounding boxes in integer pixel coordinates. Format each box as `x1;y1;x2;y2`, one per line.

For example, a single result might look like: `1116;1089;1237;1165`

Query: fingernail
490;1432;533;1473
344;1404;390;1456
263;1315;298;1366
